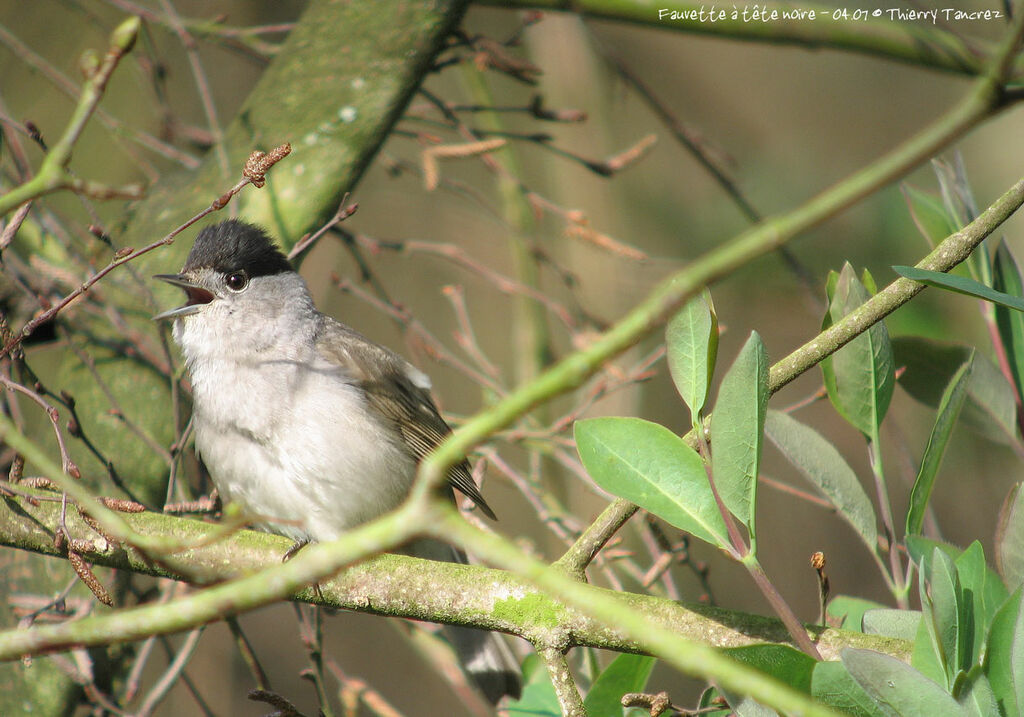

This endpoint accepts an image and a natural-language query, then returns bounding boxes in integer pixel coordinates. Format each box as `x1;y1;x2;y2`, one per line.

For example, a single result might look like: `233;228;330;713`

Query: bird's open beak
152;273;215;321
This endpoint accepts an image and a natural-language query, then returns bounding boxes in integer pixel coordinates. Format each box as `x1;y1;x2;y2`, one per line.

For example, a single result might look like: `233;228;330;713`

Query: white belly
189;354;415;542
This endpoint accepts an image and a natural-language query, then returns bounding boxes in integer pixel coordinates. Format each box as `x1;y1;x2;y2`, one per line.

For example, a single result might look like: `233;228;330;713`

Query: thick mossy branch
0;491;903;663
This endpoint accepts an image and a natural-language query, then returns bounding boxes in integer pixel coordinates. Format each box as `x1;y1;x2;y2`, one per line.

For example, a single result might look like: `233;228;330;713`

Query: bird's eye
225;271;248;292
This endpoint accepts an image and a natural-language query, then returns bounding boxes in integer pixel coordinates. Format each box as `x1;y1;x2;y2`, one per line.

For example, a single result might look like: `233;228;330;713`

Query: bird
154;219;521;705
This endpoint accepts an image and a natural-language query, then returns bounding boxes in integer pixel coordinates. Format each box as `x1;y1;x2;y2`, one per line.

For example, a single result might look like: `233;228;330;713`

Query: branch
481;0;1019;79
412;0;1024;505
0;491;904;665
561;170;1024;574
0;17;145;217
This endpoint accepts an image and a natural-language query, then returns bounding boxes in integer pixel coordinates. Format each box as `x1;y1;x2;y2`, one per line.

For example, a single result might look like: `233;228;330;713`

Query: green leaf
993;240;1024;403
983;587;1024;717
863;609;922;642
958;664;1000;717
764;410;878;557
907;537;1008;657
932;156;990;286
666;291;718;421
821;263;895;436
723;644;815;693
505;654;560;716
574;417;730;549
893;265;1024;313
828;596;890;633
842;648;966;716
906;536;963;574
583;653;656;717
906;354;974;536
914;593;951;687
930;548;968;683
996;483;1024;591
710;332;768;534
719;645;815;716
893;337;1018;445
901;184;958;249
955;542;1010;668
698;686;733;716
811;660;888;717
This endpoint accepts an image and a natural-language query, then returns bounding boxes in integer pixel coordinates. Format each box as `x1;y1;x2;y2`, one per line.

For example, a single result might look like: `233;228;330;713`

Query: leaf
906;535;963;573
505;654;560;716
893;265;1024;313
666;291;719;421
957;664;1000;717
905;354;974;536
996;483;1024;591
828;596;890;633
821;263;895;437
907;537;1008;651
932;155;989;287
575;417;730;549
719;645;815;717
583;653;656;717
913;593;951;688
929;548;968;683
711;332;768;533
955;542;1009;668
983;587;1024;717
993;240;1024;404
811;661;888;717
842;648;966;716
723;644;816;693
863;609;922;642
902;184;958;249
892;336;1018;445
764;410;878;557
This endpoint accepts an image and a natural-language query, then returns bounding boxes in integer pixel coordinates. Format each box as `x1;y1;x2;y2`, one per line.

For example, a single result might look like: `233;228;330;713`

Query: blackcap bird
154;219;521;705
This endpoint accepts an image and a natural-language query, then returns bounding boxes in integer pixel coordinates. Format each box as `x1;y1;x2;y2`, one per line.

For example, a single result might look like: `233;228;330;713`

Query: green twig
564;171;1024;580
0;17;145;216
430;504;844;717
483;0;1017;79
412;0;1024;512
537;646;585;717
0;493;903;679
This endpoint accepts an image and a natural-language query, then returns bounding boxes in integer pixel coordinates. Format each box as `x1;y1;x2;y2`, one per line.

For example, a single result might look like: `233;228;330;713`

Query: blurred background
2;0;1023;714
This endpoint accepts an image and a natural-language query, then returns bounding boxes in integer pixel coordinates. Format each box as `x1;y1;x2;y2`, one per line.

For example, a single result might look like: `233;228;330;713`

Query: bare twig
1;143;291;358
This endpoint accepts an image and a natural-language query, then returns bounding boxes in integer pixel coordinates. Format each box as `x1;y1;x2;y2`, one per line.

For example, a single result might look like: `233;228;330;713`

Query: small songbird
154;219;521;704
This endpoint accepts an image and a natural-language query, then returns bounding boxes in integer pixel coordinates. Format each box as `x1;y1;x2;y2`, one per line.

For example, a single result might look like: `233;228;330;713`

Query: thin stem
868;434;906;607
741;554;821;659
415;8;1024;531
537;646;585;717
430;505;841;717
483;0;1017;79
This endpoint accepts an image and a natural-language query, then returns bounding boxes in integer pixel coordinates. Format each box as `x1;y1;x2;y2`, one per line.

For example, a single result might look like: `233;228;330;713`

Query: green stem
413;3;1024;501
458;67;551;386
0;503;421;659
481;0;1019;79
431;505;843;717
0;17;141;216
741;553;821;659
0;492;905;662
563;170;1024;577
868;432;907;607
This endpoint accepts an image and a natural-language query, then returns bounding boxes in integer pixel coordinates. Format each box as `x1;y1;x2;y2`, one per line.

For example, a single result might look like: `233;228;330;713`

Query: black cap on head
183;220;292;278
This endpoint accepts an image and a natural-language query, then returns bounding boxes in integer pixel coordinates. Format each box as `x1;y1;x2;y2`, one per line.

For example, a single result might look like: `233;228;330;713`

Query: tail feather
444;623;522;704
409;538;523;704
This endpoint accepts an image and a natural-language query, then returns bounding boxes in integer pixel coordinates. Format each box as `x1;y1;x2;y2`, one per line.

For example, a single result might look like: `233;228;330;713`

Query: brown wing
316;319;497;520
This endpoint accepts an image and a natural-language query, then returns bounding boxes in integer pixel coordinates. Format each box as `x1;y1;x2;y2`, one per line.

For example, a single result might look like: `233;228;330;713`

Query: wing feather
315;319;497;520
